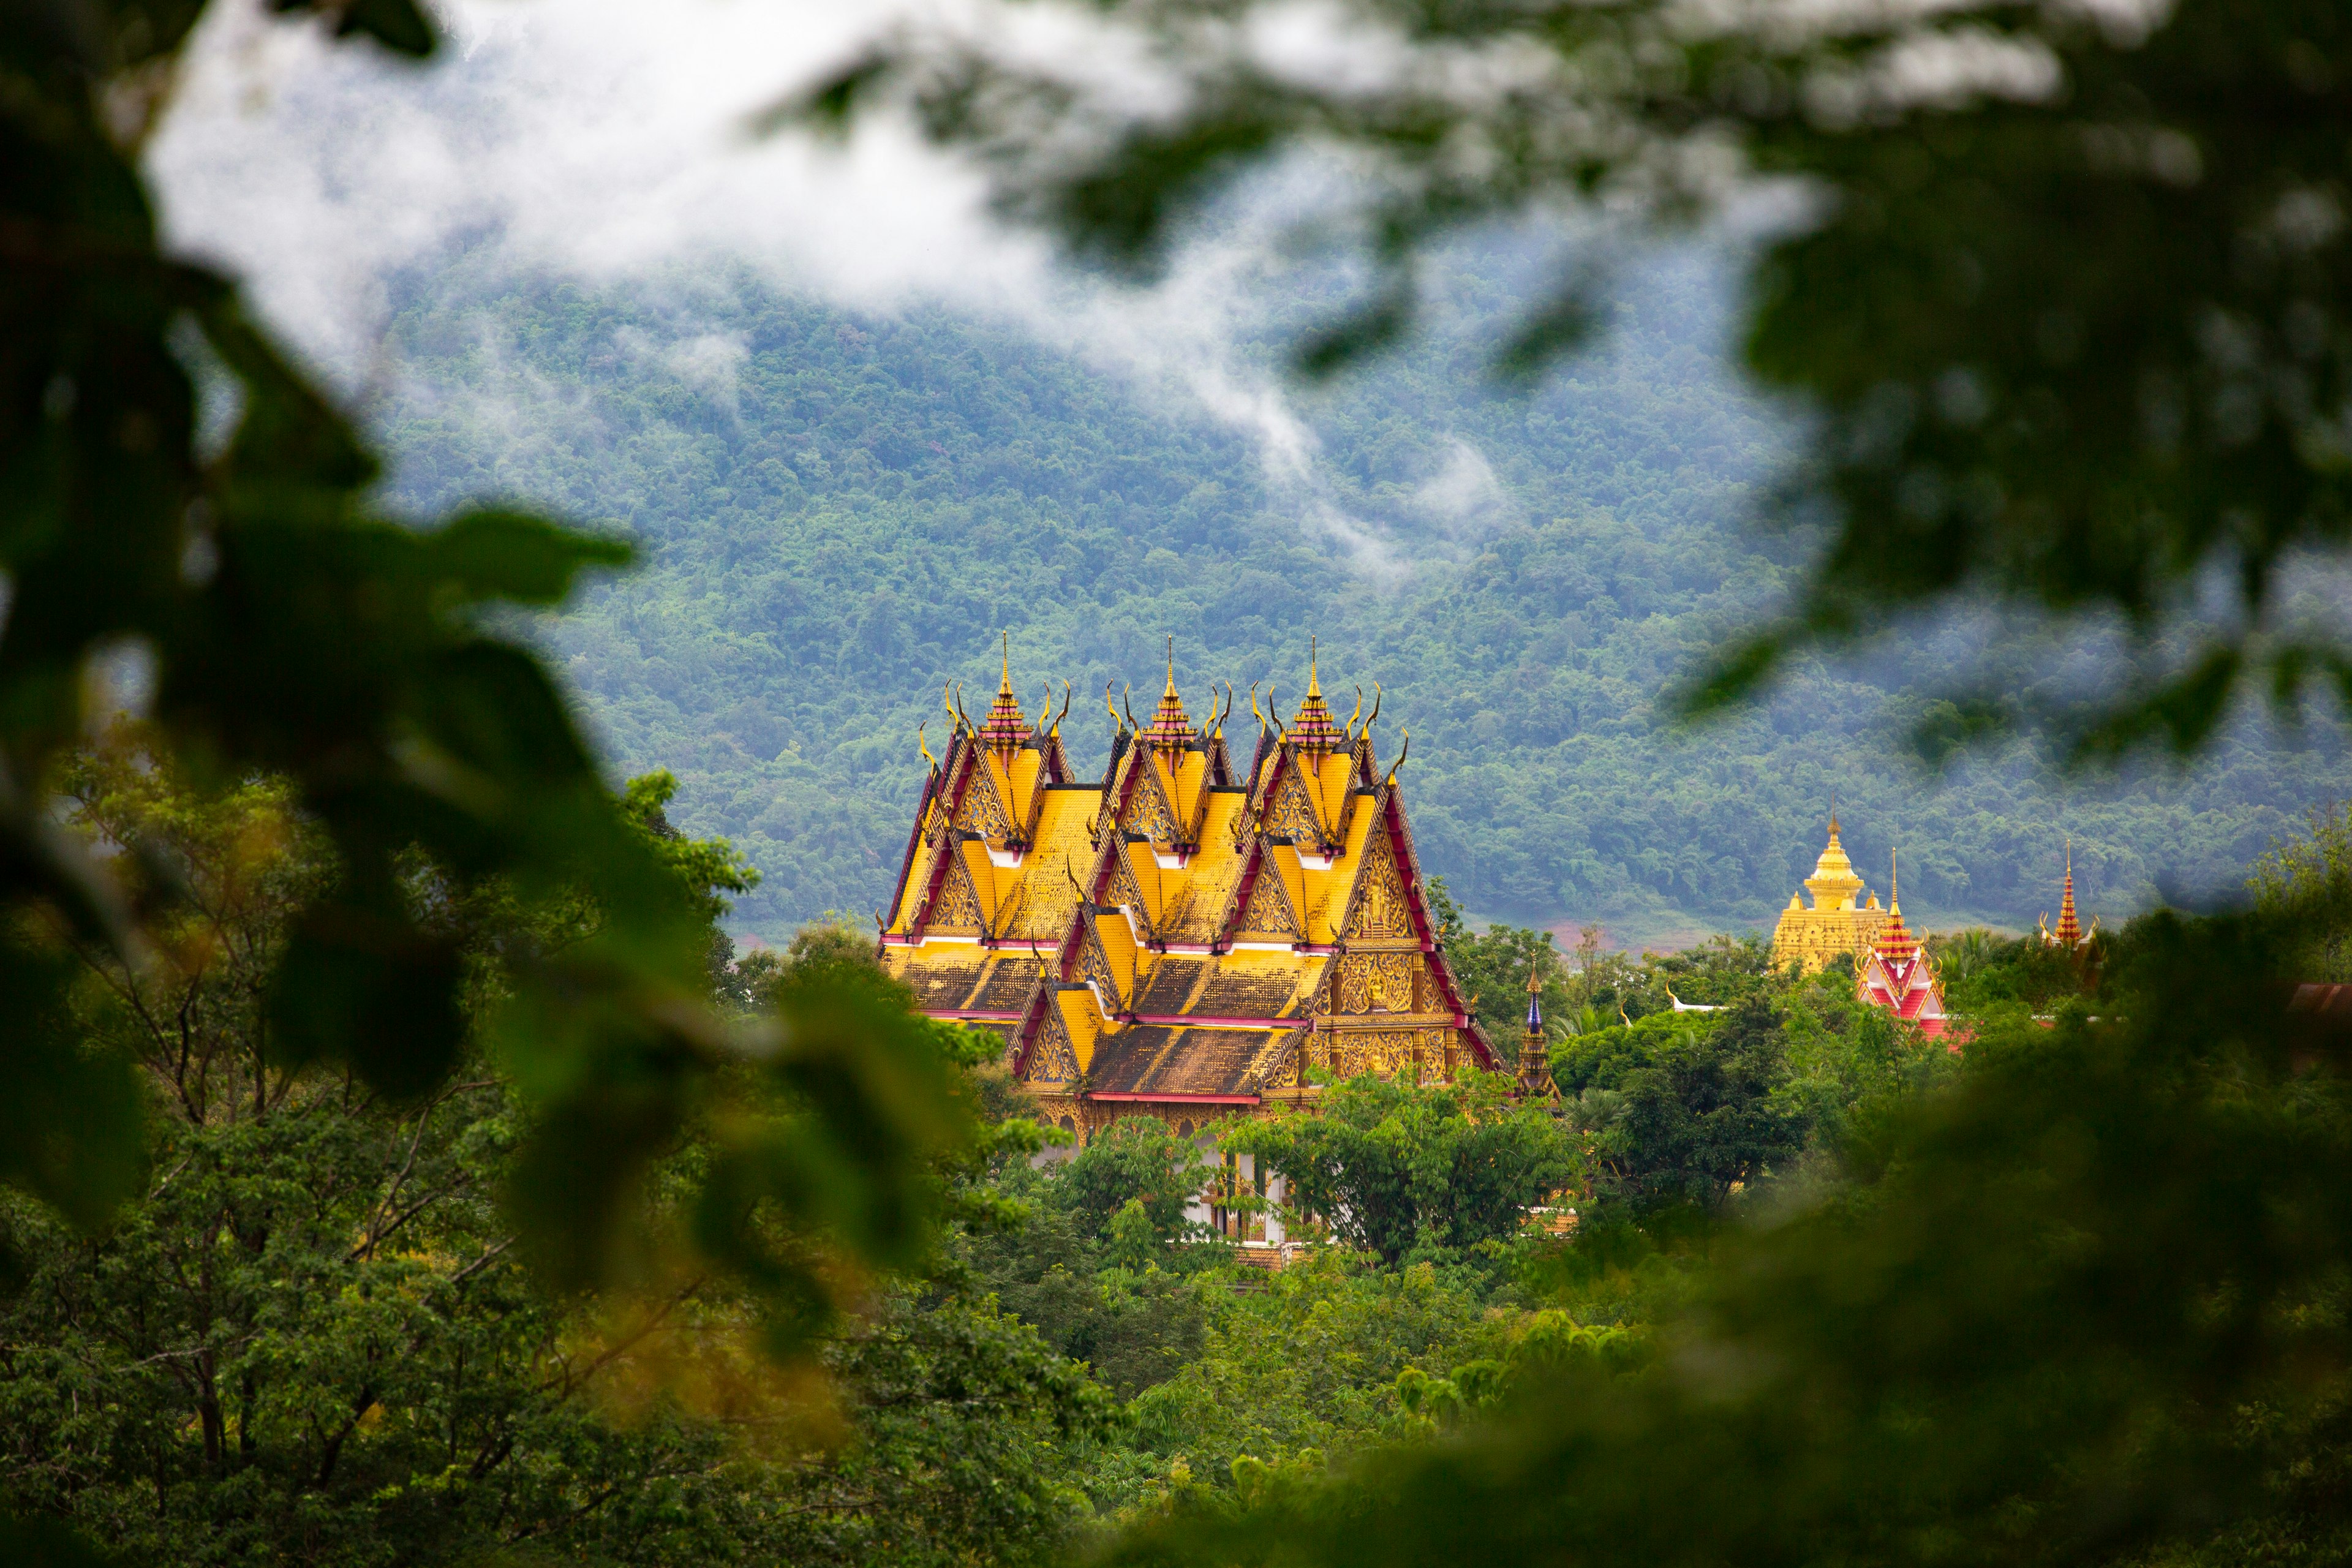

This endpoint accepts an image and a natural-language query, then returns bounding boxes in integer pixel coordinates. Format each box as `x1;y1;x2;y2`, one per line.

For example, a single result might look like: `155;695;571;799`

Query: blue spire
1525;981;1543;1035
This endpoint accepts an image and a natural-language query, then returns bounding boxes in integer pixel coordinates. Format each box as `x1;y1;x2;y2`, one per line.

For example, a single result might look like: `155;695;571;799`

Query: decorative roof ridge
1328;794;1397;947
879;766;942;941
1378;783;1495;1067
1140;639;1204;752
1005;957;1061;1077
2051;837;2084;946
1213;835;1301;946
902;739;987;937
1867;850;1923;967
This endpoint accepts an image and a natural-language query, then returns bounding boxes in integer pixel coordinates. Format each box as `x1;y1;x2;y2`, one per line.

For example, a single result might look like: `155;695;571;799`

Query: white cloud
146;0;1409;571
1414;437;1517;538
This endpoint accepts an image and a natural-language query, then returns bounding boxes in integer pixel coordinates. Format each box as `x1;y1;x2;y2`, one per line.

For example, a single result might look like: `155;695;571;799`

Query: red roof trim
1087;1091;1262;1106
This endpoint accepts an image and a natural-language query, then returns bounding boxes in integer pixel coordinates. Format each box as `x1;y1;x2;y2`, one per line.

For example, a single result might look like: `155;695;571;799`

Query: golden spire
1802;811;1865;912
1284;636;1346;752
978;632;1028;749
2052;836;2083;947
1142;636;1196;749
1870;848;1921;965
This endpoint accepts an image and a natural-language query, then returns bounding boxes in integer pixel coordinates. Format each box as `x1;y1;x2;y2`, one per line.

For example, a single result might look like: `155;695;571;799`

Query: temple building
1853;856;1951;1038
1770;815;1891;973
876;647;1499;1143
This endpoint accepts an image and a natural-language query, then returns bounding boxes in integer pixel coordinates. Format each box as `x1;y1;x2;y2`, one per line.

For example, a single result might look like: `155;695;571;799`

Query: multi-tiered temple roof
1855;854;1951;1038
878;649;1498;1136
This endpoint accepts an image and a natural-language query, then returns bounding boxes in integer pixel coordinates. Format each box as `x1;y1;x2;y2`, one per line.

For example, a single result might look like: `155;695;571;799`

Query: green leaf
333;0;437;56
426;508;631;606
268;908;466;1099
261;0;437;58
0;1515;115;1568
0;943;145;1232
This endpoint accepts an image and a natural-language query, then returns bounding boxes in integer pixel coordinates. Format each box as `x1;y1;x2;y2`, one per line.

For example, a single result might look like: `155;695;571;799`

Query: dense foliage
1225;1075;1579;1266
12;777;2343;1568
0;748;1100;1566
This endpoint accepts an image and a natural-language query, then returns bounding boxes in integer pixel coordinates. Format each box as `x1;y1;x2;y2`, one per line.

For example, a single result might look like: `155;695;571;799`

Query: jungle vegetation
376;248;2345;943
15;3;2352;1568
0;731;2020;1563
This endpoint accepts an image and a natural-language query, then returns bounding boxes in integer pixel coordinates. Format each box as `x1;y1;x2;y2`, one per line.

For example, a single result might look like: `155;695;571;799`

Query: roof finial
1284;639;1344;750
978;638;1027;748
1829;788;1839;837
1890;848;1899;913
1142;646;1197;750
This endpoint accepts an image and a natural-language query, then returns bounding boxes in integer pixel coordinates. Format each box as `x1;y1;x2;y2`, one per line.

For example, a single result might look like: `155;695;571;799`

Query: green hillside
375;247;2344;944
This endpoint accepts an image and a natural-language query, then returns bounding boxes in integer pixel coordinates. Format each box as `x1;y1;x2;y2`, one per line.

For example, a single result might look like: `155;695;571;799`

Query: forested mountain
375;243;2345;945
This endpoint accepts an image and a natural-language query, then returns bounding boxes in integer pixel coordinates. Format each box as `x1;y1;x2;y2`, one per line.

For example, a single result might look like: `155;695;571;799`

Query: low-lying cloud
149;0;1444;574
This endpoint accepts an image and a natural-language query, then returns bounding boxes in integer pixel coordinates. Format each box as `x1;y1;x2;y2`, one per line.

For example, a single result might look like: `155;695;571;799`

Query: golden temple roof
1772;810;1890;974
1283;640;1349;753
880;652;1498;1106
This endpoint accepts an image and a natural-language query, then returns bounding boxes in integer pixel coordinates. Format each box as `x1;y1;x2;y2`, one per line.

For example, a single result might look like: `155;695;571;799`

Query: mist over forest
359;236;2340;946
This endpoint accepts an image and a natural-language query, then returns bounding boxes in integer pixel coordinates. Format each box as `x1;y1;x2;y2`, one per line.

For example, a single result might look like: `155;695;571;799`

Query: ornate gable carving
1335;952;1418;1014
956;766;1015;843
1268;764;1324;845
1345;835;1411;941
1249;1033;1302;1092
1079;912;1125;1012
1237;863;1301;940
1025;1006;1081;1085
929;851;984;934
1121;763;1180;847
1331;1029;1419;1080
1104;851;1151;933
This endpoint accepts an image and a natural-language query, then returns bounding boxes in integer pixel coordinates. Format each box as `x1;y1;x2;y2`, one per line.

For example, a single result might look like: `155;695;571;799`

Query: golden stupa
1770;814;1891;973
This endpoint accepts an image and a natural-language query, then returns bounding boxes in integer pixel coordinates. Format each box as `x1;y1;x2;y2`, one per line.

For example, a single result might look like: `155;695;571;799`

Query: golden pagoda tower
2040;839;2097;949
1770;809;1892;973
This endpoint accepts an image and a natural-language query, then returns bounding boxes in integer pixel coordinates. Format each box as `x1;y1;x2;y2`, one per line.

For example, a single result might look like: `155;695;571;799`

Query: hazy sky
148;0;1444;566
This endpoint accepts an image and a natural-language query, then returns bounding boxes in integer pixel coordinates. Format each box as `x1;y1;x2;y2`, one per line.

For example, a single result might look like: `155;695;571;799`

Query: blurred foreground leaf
0;18;969;1567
